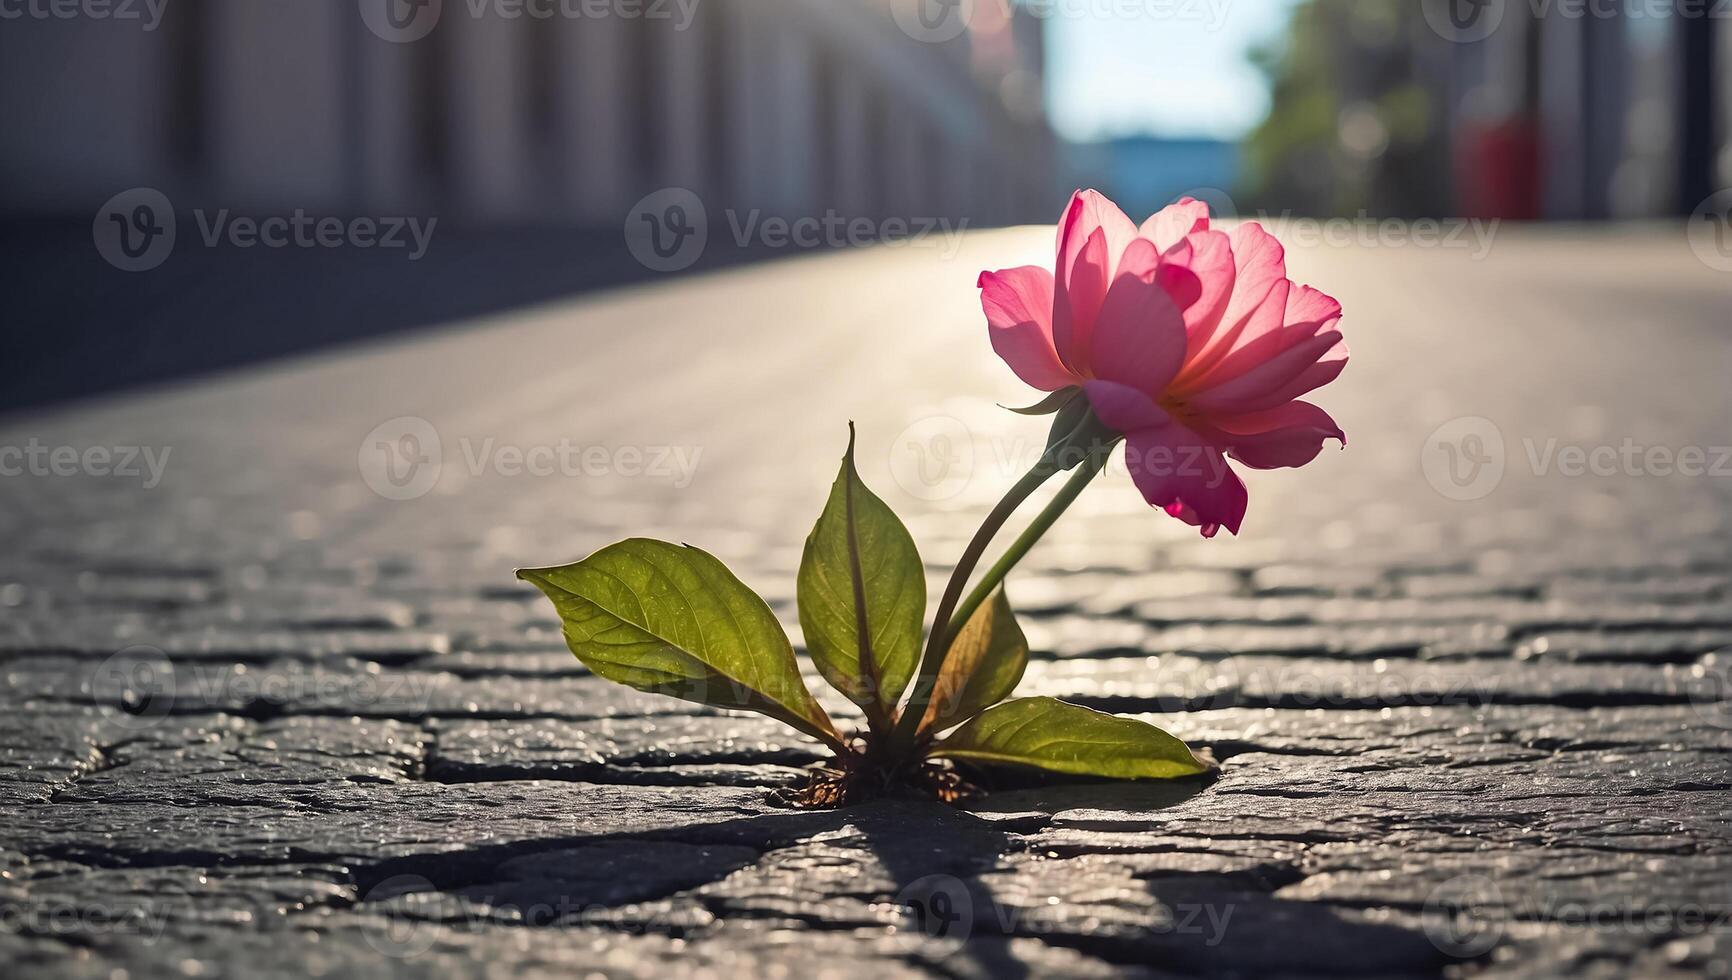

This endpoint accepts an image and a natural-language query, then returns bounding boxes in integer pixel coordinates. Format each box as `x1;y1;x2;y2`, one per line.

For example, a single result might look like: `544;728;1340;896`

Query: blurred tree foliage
1239;1;1453;218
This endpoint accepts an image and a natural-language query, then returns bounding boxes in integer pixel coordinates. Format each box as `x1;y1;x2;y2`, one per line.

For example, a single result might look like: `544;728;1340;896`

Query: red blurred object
1456;116;1542;220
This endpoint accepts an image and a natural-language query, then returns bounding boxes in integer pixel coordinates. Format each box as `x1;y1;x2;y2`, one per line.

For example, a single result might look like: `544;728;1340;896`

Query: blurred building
1443;0;1725;220
0;0;1055;226
1241;0;1728;220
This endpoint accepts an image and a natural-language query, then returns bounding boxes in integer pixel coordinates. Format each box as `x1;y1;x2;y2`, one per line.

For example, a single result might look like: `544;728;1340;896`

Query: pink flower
979;190;1348;537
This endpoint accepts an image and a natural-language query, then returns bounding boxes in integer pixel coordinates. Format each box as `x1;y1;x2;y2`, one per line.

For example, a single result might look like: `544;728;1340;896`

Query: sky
1043;0;1306;142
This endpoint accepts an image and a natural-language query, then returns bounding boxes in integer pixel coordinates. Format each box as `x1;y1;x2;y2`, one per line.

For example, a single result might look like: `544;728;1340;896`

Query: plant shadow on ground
351;768;1457;977
347;773;1210;977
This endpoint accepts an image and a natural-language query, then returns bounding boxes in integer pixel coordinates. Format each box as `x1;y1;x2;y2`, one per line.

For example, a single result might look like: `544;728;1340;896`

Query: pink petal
1177;279;1292;394
1052;227;1110;375
1082;380;1171;434
1123;422;1248;536
1198;283;1340;383
1055;189;1139;274
1284;284;1342;332
1175;223;1286;386
1161;230;1235;359
1205;400;1346;470
1087;240;1188;396
979;266;1072;391
1151;241;1203;311
1235;339;1349;413
1139;198;1211;254
1184;329;1346;415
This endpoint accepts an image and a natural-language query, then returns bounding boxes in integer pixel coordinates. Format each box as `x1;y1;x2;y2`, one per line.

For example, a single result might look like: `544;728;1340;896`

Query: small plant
519;191;1348;805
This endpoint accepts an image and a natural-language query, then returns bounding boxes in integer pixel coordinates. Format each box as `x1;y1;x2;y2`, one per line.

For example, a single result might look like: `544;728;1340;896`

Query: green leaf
518;539;837;745
928;697;1208;779
797;425;926;716
918;587;1027;736
1002;387;1080;416
1047;397;1121;472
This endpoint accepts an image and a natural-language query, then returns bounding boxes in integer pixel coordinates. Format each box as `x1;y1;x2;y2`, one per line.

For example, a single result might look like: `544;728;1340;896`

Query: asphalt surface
2;224;1730;978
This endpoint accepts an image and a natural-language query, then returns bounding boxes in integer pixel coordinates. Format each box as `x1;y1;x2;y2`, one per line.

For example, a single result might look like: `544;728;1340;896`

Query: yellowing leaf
918;587;1027;736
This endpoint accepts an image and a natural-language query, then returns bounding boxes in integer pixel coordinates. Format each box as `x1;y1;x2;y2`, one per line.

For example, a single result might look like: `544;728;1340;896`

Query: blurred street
2;225;1730;977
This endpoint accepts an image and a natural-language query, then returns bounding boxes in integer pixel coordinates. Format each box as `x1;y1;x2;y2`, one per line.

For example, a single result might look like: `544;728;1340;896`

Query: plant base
782;754;979;808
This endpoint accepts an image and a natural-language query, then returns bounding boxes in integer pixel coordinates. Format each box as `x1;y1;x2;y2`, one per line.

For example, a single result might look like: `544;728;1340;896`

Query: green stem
943;448;1109;646
890;403;1118;754
890;449;1063;751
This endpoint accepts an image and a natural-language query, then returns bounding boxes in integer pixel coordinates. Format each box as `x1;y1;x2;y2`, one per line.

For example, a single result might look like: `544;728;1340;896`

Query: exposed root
780;754;980;809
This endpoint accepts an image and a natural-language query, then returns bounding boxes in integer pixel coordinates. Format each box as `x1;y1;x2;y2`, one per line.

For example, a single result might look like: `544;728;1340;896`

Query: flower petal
1205;400;1346;470
1161;230;1235;358
1175;279;1291;395
1174;223;1285;386
1082;380;1171;434
1139;197;1211;253
979;266;1072;391
1283;284;1343;333
1088;239;1188;396
1123;422;1248;537
1053;227;1110;375
1183;329;1345;415
1255;338;1349;407
1196;283;1342;387
1056;189;1139;273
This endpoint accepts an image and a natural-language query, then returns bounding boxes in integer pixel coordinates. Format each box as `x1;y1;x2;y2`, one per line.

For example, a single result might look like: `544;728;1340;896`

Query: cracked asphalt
3;226;1730;978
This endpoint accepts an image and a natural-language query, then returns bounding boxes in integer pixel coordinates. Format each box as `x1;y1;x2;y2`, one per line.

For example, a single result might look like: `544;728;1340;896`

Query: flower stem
890;411;1114;754
943;447;1109;646
890;451;1063;751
